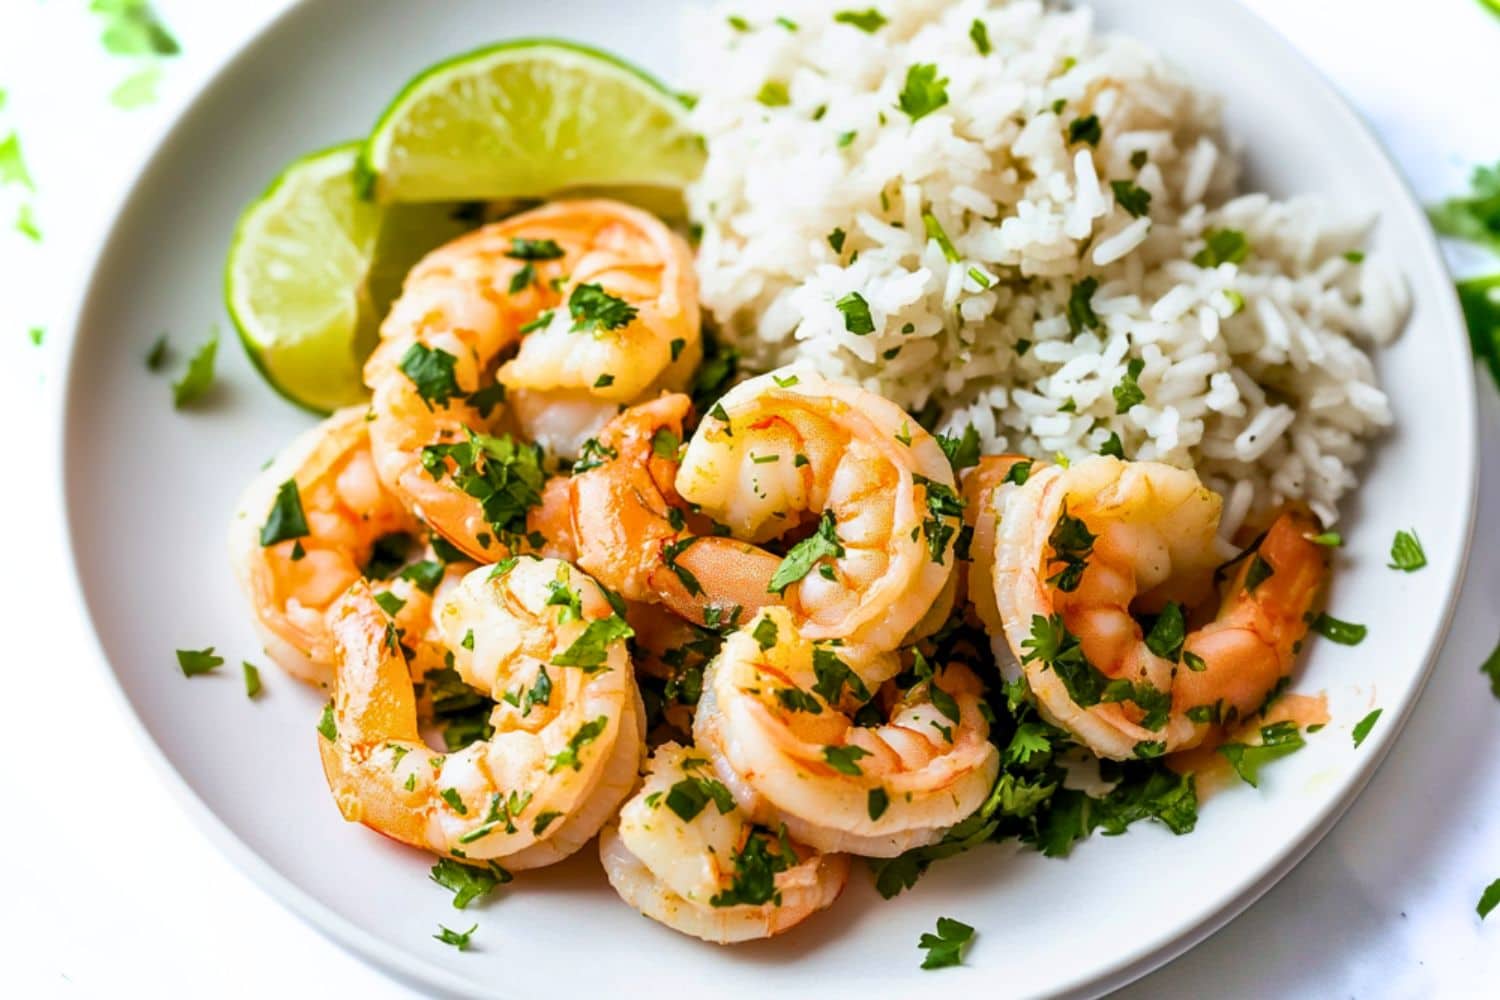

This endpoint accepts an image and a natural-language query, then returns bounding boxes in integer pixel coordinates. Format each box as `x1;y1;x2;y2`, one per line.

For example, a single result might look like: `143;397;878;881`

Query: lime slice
225;143;468;413
360;39;704;204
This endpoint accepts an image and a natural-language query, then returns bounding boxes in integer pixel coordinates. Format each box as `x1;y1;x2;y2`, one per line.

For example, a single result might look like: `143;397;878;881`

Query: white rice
682;0;1407;527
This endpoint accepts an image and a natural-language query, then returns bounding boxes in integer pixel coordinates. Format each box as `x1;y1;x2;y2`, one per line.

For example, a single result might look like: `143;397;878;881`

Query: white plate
57;0;1476;997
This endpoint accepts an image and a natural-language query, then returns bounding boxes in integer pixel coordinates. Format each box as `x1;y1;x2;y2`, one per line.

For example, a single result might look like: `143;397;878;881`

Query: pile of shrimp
229;198;1331;945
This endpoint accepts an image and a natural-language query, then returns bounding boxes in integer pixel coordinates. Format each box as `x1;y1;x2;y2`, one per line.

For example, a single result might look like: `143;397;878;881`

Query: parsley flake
429;857;511;909
769;510;845;593
918;917;975;970
897;63;949;122
568;283;638;334
835;291;877;334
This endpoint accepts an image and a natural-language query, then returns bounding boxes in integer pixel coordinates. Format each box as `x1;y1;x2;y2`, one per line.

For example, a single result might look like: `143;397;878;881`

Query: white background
2;1;1498;996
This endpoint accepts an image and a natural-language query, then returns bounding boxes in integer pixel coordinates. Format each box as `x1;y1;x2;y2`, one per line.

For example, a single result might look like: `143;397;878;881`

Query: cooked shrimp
991;456;1328;760
958;454;1031;636
599;742;848;943
229;407;424;687
318;558;643;868
365;199;700;560
693;607;999;858
675;370;963;658
568;393;785;624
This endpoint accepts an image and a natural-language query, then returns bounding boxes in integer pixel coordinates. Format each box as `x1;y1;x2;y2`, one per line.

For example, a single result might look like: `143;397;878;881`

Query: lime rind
225;142;378;414
360;38;704;203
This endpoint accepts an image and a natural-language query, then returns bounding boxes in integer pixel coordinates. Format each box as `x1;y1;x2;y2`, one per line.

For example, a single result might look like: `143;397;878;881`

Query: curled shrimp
599;742;848;943
991;456;1328;760
569;393;784;626
958;454;1031;636
676;370;963;660
365;199;700;561
693;607;1000;858
230;407;425;687
318;558;643;868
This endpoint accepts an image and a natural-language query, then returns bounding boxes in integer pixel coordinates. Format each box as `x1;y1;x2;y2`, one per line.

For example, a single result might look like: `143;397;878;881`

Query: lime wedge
225;143;469;413
360;39;704;204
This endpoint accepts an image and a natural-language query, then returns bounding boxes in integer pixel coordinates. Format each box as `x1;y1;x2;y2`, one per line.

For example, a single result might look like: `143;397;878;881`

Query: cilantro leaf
1483;636;1500;698
897;63;949;122
769;510;845;593
936;425;981;472
433;923;476;950
399;343;461;407
1311;613;1367;646
1429;162;1500;255
1388;529;1426;572
506;237;564;261
756;81;791;107
1112;357;1146;413
1066;276;1100;334
429;857;511;909
568;283;638;334
551;615;634;670
242;661;262;698
1457;273;1500;390
752;615;779;651
1219;721;1305;787
545;716;609;772
176;647;223;677
834;8;887;32
835;291;876;334
822;744;871;775
970;18;991;55
91;0;180;56
0;132;34;190
259;478;309;546
1479;878;1500;920
811;646;871;706
918;917;975;970
1110;179;1151;218
1193;228;1250;268
1351;708;1382;748
1067;114;1101;146
1143;601;1186;661
709;826;794;907
172;330;218;408
665;775;737;822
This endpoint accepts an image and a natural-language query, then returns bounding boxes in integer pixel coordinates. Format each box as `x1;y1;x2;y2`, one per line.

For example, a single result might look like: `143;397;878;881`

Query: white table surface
3;1;1497;996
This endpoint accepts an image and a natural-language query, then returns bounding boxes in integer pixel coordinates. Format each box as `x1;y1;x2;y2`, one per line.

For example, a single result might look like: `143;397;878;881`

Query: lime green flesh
226;144;470;413
364;40;705;203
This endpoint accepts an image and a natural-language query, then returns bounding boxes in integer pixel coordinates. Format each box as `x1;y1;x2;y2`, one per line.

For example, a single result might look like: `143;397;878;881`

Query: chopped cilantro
1110;179;1151;218
1312;613;1367;646
1351;708;1382;748
651;427;681;460
1098;431;1124;459
811;646;871;705
0;132;34;189
1112;357;1146;413
1245;553;1275;594
1428;161;1500;255
665;775;737;822
828;227;847;253
1044;503;1095;593
568;283;638;334
259;479;309;546
897;63;949;122
91;0;180;56
242;661;262;698
834;8;888;32
835;291;877;334
709;826;794;907
823;744;871;775
1067;114;1101;146
1192;228;1250;268
1066;276;1100;334
917;917;974;970
1219;721;1304;787
752;615;779;651
110;65;161;109
936;424;981;472
429;857;511;909
419;430;545;545
317;701;337;741
769;510;845;593
552;615;633;670
1388;529;1426;572
1003;460;1032;486
506;237;564;261
756;81;791;107
969;18;991;54
399;343;461;407
171;329;218;407
546;715;609;772
1479;878;1500;920
176;647;223;677
433;923;475;950
1144;601;1186;661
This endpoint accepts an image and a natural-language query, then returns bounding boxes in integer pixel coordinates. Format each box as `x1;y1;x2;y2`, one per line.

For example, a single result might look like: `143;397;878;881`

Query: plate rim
50;0;1479;997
